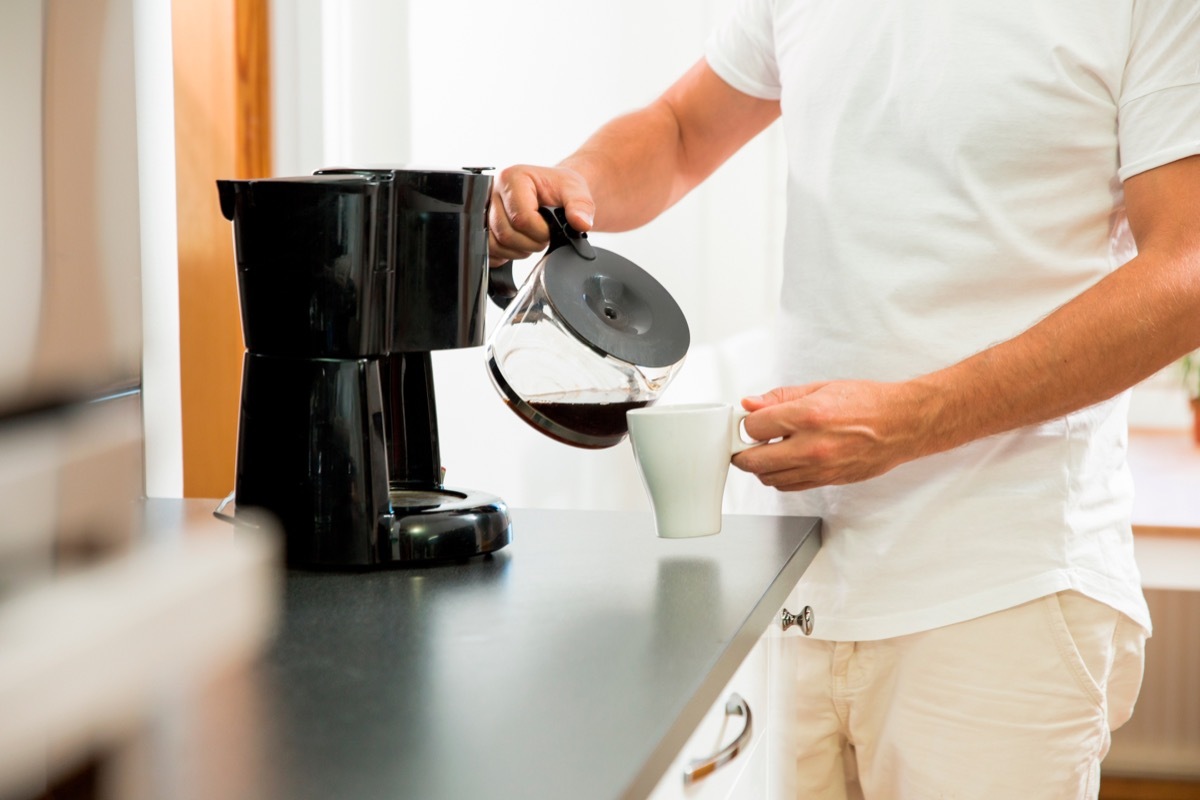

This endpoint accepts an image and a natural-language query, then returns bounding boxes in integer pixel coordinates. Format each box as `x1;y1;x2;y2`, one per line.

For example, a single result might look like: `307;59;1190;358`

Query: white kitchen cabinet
727;722;770;800
647;633;770;800
648;581;814;800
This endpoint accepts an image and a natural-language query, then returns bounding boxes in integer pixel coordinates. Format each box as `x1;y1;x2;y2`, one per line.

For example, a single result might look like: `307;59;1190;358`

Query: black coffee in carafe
521;398;652;449
218;167;511;567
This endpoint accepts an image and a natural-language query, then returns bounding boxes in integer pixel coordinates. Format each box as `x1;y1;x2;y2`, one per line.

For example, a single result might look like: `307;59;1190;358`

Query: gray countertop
142;502;820;800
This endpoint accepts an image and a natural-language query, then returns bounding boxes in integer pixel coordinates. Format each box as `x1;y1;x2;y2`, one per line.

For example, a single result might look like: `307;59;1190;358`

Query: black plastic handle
487;261;521;310
487;207;595;309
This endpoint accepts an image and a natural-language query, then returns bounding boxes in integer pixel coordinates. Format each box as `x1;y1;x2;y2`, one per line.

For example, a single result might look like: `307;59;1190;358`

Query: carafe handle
487;206;596;309
486;261;521;310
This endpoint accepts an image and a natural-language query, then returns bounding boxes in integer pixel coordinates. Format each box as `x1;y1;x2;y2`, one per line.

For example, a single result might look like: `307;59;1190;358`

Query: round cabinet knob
781;606;814;636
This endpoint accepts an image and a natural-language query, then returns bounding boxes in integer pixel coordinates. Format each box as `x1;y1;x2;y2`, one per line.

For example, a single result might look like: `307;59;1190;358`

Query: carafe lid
539;210;690;369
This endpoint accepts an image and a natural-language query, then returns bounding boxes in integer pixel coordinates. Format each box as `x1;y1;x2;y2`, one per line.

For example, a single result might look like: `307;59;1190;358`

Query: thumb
544;167;595;232
562;196;595;232
741;383;826;411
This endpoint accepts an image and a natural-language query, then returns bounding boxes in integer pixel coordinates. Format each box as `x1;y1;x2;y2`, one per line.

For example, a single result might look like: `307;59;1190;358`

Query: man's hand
488;165;596;266
731;381;939;491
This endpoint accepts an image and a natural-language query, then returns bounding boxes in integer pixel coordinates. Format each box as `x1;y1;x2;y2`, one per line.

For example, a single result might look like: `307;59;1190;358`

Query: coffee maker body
218;168;511;567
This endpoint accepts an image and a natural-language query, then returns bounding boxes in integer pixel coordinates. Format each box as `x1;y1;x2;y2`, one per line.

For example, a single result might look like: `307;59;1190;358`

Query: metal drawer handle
781;606;814;636
682;693;753;785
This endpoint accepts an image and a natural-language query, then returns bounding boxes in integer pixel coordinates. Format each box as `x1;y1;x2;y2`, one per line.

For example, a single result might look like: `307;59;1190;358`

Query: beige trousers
780;591;1148;800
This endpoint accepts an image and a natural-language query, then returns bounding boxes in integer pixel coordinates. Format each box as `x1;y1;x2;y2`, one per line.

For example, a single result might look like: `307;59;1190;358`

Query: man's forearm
558;101;690;232
733;245;1199;491
557;59;781;233
911;243;1200;458
488;59;778;260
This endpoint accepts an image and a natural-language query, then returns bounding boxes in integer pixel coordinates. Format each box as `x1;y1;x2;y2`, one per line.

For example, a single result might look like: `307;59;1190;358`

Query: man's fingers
491;181;548;255
731;438;799;476
742;403;802;443
489;166;598;266
740;383;834;442
731;448;822;490
742;383;826;411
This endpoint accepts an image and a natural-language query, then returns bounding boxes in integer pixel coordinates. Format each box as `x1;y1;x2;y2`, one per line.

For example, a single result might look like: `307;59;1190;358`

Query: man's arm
734;154;1200;490
488;59;780;265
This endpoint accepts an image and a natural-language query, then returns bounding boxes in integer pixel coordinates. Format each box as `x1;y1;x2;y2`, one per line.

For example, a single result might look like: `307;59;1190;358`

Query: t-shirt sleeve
1117;0;1200;181
704;0;782;101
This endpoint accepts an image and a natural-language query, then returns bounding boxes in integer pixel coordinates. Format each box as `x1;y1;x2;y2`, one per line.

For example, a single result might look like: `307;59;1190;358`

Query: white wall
272;0;413;174
133;0;184;497
271;0;787;513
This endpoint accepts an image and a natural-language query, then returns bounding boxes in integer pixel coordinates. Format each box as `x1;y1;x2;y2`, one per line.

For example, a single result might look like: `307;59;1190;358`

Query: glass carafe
486;208;690;449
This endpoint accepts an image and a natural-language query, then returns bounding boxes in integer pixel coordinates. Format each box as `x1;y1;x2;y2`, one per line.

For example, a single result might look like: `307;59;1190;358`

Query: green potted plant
1182;351;1200;445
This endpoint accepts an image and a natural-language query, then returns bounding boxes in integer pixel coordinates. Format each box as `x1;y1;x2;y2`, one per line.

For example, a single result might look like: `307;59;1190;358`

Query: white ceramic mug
626;403;763;538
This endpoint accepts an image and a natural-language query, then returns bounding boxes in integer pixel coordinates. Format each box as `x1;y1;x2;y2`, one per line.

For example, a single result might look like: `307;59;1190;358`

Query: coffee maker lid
541;221;690;369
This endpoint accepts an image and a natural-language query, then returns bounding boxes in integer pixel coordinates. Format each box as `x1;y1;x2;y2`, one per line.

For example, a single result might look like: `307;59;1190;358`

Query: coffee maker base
221;488;512;568
381;487;512;565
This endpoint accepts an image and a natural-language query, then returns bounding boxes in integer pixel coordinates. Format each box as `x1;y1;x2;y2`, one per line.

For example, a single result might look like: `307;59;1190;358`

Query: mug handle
730;407;766;455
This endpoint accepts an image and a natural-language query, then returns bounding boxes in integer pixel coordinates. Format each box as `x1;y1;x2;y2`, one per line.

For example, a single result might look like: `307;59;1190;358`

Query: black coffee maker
217;167;511;567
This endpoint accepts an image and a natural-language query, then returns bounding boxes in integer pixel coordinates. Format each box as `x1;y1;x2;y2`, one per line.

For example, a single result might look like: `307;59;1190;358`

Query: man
488;1;1200;796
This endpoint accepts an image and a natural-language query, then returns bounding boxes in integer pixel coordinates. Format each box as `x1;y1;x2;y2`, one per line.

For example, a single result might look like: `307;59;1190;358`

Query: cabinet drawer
726;721;768;800
648;632;769;800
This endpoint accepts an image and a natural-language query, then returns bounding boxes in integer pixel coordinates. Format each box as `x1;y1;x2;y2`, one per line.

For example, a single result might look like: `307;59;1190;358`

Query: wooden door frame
172;0;271;498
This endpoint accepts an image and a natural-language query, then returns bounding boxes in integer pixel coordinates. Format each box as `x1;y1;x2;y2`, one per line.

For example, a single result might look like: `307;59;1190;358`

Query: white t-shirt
707;0;1200;640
